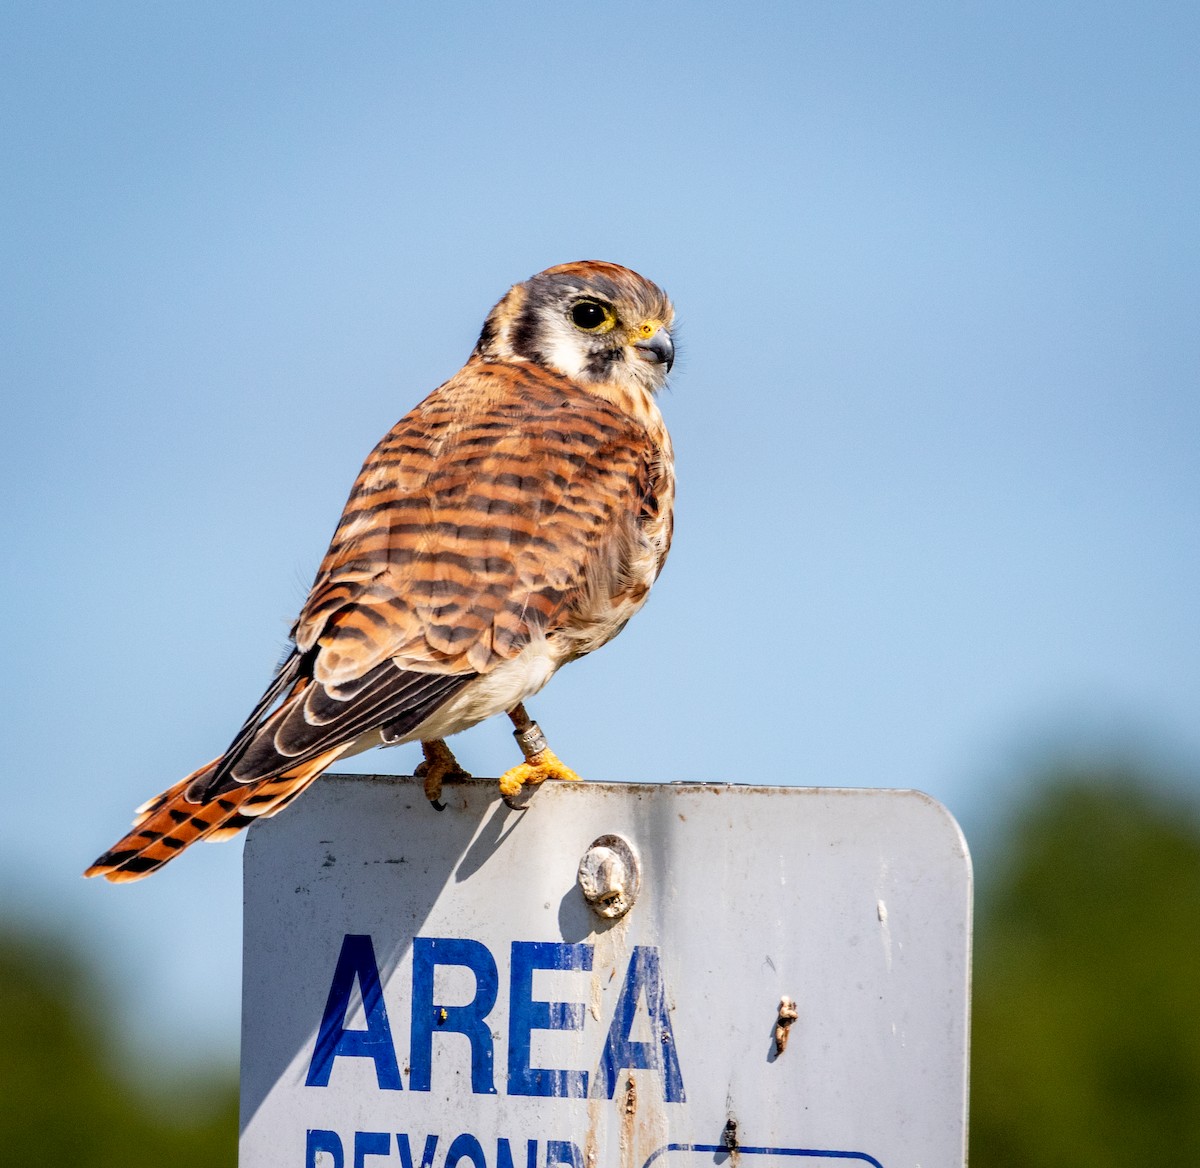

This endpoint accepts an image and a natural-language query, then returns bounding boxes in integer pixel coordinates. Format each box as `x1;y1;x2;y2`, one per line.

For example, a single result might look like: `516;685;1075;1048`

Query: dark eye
570;300;613;332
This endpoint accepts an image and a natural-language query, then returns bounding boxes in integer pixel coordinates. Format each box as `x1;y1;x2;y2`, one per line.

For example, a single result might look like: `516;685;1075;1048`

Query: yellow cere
636;319;664;339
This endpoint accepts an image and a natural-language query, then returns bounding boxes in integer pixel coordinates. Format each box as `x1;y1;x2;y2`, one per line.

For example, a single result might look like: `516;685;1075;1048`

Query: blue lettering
410;938;499;1094
496;1138;537;1168
598;946;685;1102
444;1133;487;1168
306;1130;344;1168
508;941;592;1098
307;934;402;1090
545;1142;584;1168
397;1134;439;1168
354;1132;391;1168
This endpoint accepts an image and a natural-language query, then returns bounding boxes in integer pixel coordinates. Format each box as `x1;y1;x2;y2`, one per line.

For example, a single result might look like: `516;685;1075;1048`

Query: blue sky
2;2;1197;1064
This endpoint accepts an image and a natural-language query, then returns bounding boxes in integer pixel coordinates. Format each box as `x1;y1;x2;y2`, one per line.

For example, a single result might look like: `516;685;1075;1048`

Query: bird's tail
84;745;348;883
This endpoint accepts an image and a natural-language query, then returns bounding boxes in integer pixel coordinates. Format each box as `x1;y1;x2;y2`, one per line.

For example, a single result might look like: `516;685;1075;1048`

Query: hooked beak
633;327;675;372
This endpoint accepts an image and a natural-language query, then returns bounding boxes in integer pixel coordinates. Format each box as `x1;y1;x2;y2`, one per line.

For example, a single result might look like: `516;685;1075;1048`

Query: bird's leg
415;738;471;810
498;703;582;801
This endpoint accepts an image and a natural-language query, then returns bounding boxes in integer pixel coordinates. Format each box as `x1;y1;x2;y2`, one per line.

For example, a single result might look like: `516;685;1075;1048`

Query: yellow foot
498;748;583;800
415;740;471;808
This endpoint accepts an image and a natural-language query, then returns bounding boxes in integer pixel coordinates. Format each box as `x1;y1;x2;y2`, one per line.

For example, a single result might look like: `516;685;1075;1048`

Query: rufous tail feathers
84;746;348;883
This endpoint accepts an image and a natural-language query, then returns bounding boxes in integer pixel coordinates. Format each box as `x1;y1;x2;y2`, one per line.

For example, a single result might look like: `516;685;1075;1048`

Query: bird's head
474;261;676;397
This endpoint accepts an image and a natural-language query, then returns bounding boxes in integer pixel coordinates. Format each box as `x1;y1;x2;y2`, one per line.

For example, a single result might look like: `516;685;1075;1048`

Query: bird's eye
570;300;615;333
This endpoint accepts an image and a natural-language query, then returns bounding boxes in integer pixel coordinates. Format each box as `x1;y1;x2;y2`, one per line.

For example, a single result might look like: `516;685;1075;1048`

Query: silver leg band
513;722;548;760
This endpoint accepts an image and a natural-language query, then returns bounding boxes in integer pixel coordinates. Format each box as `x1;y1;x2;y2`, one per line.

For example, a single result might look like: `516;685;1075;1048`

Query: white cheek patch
539;316;589;380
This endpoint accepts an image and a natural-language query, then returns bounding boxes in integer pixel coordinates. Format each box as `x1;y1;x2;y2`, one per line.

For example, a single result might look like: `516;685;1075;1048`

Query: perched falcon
86;261;676;882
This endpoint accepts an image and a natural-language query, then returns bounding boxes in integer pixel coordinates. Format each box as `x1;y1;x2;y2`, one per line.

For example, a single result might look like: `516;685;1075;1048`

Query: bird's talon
416;740;471;808
497;747;582;807
498;766;530;799
501;784;538;812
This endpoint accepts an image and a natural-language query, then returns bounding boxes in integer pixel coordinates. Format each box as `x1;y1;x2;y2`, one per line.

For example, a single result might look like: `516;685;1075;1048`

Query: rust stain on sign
624;1072;639;1118
722;1115;741;1168
773;995;799;1055
617;1072;638;1168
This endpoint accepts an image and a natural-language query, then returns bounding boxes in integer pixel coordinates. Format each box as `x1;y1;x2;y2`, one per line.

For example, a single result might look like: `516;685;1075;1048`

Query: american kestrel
87;261;676;882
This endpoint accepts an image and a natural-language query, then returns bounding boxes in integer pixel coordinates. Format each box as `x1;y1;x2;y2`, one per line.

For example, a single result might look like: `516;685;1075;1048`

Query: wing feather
188;661;471;802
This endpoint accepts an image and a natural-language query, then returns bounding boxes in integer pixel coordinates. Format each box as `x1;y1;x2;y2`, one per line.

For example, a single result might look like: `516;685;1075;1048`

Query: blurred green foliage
1;771;1197;1163
971;773;1200;1166
0;924;237;1166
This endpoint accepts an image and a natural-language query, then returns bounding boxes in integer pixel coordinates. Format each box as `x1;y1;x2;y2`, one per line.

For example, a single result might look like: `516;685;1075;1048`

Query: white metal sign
241;776;971;1168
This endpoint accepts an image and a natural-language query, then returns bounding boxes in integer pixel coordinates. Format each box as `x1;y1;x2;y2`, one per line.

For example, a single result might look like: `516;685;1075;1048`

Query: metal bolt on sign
577;833;641;919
